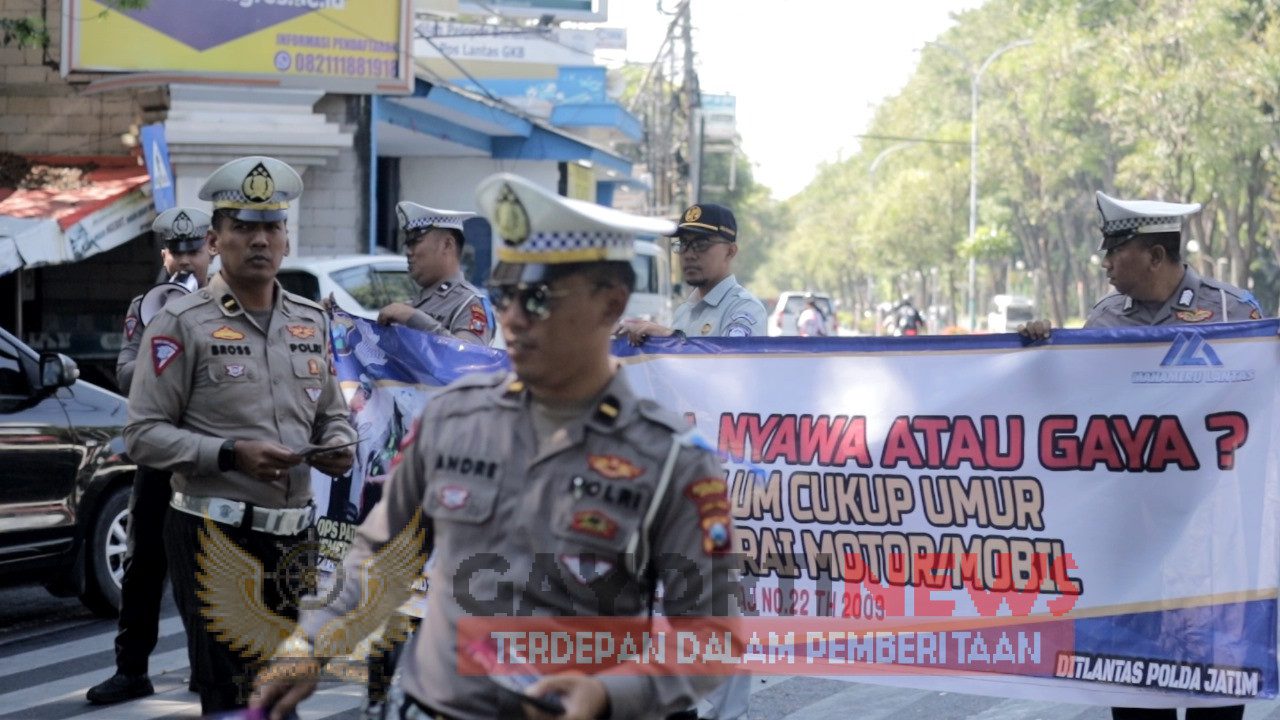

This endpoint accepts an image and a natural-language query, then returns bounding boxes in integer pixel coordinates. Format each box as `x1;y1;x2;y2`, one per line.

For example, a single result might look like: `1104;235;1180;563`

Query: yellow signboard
565;162;596;203
63;0;412;94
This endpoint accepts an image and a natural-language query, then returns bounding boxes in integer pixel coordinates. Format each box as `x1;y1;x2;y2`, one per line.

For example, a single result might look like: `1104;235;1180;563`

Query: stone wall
0;0;144;156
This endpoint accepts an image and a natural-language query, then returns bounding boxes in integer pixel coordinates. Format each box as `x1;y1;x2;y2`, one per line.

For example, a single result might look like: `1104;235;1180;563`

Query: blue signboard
139;123;175;213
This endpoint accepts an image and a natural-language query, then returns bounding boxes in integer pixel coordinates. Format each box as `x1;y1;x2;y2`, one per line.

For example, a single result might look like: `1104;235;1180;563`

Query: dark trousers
367;614;421;705
113;465;173;676
1112;707;1244;720
165;508;315;715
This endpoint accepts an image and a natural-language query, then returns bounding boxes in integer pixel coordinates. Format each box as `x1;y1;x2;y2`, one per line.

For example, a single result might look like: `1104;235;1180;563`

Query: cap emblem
173;211;194;237
494;184;530;246
241;162;276;203
684;205;702;223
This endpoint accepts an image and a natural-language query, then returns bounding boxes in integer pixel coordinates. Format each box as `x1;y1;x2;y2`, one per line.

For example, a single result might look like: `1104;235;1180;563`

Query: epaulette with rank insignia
593;396;621;426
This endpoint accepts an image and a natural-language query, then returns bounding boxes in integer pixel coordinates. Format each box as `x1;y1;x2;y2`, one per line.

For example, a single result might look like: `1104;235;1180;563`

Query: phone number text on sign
274;51;399;78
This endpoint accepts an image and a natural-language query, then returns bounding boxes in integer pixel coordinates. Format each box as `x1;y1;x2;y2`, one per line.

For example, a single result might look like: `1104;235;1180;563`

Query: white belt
170;491;315;536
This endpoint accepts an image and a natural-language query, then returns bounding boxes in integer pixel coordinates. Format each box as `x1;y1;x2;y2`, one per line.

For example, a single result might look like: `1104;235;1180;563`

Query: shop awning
0;156;155;275
375;80;637;178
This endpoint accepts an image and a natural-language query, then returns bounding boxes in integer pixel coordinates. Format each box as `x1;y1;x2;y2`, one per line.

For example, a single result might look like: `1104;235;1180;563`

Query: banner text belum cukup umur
312;310;1279;708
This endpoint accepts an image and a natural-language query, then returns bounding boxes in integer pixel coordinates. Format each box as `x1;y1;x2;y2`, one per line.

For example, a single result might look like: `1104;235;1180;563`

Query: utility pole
680;0;700;206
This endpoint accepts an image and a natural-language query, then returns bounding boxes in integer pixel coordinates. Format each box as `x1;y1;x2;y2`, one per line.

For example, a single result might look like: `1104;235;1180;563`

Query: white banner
320;314;1280;707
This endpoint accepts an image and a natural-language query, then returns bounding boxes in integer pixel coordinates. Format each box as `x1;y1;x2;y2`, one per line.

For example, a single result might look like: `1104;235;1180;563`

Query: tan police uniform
296;173;739;720
124;156;355;714
125;272;355;506
396;201;493;345
672;274;767;338
117;208;211;393
1086;265;1261;328
87;207;213;706
403;270;492;343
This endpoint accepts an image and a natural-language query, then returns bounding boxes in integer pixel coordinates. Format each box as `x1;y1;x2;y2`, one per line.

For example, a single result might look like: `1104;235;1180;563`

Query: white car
768;291;838;336
279;249;670;343
278;254;418;321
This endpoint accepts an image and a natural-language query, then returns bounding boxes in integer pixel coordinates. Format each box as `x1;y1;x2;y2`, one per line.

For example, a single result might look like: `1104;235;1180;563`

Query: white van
986;294;1036;333
626;239;673;326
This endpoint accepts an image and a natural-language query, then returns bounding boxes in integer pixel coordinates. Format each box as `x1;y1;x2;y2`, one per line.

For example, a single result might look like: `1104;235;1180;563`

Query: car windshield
631;254;656;294
784;296;832;317
329;265;418;310
1006;306;1035;322
277;270;322;302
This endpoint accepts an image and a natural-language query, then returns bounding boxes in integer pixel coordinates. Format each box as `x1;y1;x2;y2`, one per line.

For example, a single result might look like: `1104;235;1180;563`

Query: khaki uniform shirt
302;371;740;719
117;295;144;394
124;273;356;509
404;271;493;345
1086;265;1263;328
672;274;767;338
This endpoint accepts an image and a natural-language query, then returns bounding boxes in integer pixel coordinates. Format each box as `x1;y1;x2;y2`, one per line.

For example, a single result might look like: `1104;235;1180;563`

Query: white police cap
1096;191;1201;251
198;156;302;222
396;201;475;233
476;173;673;281
152;207;210;253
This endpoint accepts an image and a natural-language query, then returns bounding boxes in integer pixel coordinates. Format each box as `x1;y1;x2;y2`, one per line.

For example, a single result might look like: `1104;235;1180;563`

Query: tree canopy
766;0;1280;328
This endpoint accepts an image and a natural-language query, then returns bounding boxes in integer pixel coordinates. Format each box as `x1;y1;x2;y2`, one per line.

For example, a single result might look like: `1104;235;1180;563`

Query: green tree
2;0;149;48
775;0;1280;328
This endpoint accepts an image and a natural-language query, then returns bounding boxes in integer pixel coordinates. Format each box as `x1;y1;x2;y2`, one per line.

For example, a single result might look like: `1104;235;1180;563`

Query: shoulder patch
150;336;183;375
467;302;488;336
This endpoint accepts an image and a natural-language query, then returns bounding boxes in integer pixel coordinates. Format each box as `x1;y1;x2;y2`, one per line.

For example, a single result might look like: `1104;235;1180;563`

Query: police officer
124;156;356;715
616;202;766;344
86;207;213;705
1022;191;1258;720
1087;191;1260;329
1022;192;1262;338
1095;192;1253;720
252;174;741;720
375;201;492;345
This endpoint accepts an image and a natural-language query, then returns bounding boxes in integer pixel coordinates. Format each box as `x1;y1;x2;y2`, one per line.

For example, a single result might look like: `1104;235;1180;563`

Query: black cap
674;203;737;241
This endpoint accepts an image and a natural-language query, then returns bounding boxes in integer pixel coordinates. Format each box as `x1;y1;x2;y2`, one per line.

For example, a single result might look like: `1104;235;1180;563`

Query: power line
855;133;969;146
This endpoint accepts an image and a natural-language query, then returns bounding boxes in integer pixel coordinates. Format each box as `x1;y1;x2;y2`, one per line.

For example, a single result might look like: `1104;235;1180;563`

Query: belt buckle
207;497;243;525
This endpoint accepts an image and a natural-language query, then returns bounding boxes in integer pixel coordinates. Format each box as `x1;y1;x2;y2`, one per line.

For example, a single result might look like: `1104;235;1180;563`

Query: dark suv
0;326;136;616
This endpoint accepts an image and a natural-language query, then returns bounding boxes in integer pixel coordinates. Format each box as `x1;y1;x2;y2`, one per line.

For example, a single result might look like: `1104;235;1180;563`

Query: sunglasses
488;282;577;320
672;236;732;255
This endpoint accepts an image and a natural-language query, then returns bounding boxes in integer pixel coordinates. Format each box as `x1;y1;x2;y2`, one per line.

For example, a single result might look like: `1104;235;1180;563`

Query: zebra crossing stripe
0;617;186;678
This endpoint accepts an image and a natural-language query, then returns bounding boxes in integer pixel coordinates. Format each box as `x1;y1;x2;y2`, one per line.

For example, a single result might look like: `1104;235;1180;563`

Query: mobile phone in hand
465;638;565;716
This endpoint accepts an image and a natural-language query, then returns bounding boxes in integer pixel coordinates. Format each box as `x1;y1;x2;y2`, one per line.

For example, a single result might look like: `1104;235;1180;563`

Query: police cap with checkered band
152;207;210;254
477;172;675;284
198;156;302;223
1096;191;1201;252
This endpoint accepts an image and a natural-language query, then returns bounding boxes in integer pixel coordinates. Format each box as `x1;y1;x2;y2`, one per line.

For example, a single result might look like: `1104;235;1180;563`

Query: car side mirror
39;352;79;390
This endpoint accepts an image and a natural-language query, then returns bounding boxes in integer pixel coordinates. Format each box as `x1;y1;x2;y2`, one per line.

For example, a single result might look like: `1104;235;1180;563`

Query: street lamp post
931;39;1033;330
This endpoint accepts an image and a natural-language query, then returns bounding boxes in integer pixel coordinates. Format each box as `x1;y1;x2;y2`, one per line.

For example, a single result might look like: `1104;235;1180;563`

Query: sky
602;0;985;199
